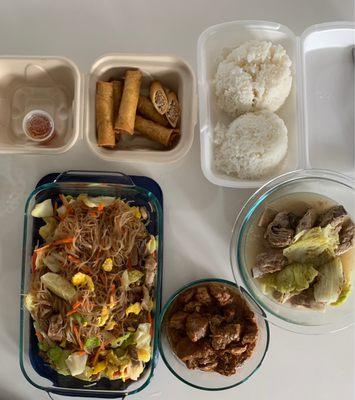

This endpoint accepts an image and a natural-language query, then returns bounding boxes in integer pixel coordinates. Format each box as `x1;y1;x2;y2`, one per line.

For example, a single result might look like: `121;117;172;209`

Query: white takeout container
197;20;355;188
86;54;197;163
0;56;82;154
0;53;197;162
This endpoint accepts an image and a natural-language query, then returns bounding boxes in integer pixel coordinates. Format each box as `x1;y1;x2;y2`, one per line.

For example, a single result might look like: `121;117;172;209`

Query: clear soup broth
245;192;354;307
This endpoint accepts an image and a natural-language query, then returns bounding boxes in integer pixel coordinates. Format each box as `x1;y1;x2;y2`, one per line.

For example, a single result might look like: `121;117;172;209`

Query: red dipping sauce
23;110;55;143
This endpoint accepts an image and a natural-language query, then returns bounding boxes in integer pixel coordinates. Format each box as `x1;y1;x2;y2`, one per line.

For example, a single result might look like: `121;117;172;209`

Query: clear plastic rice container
197;20;355;188
0;53;197;162
19;171;163;398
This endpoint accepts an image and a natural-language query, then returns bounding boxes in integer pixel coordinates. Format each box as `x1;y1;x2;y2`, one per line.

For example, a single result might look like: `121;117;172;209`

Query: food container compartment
0;57;81;154
197;21;300;188
230;169;355;334
158;279;269;390
86;54;197;163
197;20;355;188
301;22;355;175
19;171;163;398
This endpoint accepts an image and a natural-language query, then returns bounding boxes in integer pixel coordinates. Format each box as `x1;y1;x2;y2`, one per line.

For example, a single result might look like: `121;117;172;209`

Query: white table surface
0;0;354;399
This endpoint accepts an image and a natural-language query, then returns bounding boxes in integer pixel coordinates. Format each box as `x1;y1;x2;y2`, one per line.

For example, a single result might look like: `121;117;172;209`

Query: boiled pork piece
336;219;355;256
318;205;347;228
264;211;295;248
251;250;288;278
289;287;326;311
258;207;277;228
295;208;318;234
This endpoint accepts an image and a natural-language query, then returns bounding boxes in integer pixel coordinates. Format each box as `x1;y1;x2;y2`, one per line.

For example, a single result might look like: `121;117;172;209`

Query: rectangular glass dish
19;171;163;398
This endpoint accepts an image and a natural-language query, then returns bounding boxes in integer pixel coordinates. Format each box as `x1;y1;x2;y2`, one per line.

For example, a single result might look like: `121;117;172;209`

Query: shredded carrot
97;204;104;212
34;237;75;253
103;273;108;288
147;312;152;325
35;331;43;340
147;312;153;335
73;324;83;350
72;301;82;309
89;211;98;218
80;265;91;274
59;194;69;207
66;308;78;317
68;254;81;264
92;344;103;366
67;309;77;317
127;258;132;269
32;252;37;273
66;301;82;316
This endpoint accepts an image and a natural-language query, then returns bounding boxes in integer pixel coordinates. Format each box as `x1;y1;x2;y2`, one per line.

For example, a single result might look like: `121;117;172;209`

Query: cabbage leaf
31;199;53;218
314;258;344;304
133;323;151;363
331;284;352;306
260;263;318;295
47;346;71;375
283;226;339;265
121;269;144;290
65;351;88;376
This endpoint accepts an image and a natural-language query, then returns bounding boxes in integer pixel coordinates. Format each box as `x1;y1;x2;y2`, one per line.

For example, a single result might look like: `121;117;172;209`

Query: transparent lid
301;22;355;176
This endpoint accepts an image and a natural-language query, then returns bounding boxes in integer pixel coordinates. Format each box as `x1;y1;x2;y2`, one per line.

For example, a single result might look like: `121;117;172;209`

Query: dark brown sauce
166;282;258;376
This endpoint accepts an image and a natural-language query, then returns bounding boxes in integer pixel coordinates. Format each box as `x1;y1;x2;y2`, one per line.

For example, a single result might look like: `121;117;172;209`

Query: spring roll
150;81;168;115
115;70;142;135
135;115;179;148
112;80;123;124
137;96;169;127
165;90;180;128
96;81;115;148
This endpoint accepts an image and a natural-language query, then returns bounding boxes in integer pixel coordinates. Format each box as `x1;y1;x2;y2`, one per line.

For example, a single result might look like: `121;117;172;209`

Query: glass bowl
230;169;355;334
158;279;270;391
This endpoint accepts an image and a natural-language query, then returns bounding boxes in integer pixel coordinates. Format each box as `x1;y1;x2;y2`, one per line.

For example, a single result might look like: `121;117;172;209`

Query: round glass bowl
230;169;355;334
158;279;270;391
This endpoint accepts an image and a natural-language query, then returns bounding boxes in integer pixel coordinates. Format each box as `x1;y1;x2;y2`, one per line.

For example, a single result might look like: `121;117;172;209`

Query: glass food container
19;171;163;398
158;279;270;391
230;169;355;334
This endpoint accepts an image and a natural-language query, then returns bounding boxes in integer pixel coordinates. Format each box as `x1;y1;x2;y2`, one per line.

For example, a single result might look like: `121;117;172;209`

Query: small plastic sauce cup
22;110;55;143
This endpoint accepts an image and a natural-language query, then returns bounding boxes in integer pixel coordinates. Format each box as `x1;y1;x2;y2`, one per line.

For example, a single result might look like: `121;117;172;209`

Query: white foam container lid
0;53;197;163
197;20;355;188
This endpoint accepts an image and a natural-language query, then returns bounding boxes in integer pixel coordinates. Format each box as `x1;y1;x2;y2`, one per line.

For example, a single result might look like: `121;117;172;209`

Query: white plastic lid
301;22;355;176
